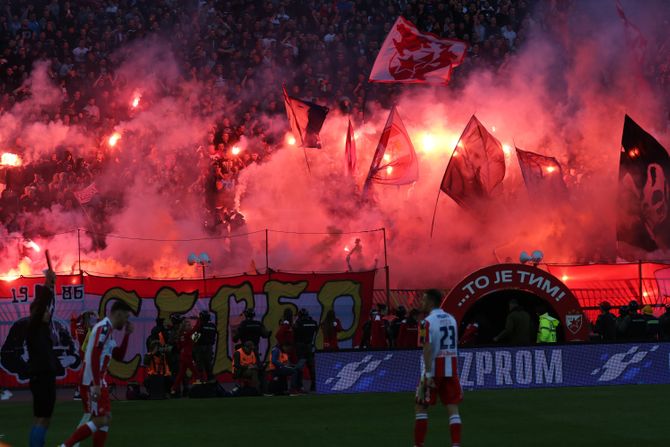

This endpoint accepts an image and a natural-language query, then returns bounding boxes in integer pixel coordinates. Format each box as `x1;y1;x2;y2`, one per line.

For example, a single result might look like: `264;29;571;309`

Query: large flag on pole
369;16;467;84
516;147;568;201
345;119;357;175
617;115;670;253
363;106;418;191
282;86;329;148
440;115;505;210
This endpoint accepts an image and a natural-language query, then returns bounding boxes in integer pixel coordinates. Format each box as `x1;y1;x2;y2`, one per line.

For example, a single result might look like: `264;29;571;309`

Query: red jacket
322;319;342;350
396;320;419;348
70;315;89;351
370;318;389;348
177;321;200;360
275;320;294;346
460;323;479;346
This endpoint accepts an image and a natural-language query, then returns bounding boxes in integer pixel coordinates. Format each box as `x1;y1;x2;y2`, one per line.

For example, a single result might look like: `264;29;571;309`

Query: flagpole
361;88;368;125
76;200;99;249
283;84;313;174
382;227;390;308
303;148;312;175
77;201;96;228
429;189;441;237
282;85;303;145
362;106;396;199
77;228;82;274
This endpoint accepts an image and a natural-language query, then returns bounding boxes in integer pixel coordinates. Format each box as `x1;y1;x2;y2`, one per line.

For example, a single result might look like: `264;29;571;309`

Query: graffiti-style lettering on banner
0;271;375;387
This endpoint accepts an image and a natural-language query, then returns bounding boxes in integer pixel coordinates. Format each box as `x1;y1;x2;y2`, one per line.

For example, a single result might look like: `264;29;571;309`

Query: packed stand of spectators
0;0;536;243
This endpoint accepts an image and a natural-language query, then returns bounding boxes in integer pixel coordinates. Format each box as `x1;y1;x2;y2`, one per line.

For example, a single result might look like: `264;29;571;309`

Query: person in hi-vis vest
537;312;559;343
232;341;260;391
268;343;302;394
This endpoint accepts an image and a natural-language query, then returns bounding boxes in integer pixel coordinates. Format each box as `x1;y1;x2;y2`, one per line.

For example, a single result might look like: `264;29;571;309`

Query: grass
0;385;667;446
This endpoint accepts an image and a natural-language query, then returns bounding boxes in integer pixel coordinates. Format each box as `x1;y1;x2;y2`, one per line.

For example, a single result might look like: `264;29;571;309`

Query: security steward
232;341;260;394
627;301;647;340
293;308;319;392
537;311;559;343
144;326;171;396
166;313;185;380
268;343;302;394
595;301;617;341
641;305;660;341
27;268;58;447
660;305;670;341
145;331;171;376
233;309;270;352
232;309;270;392
193;311;217;381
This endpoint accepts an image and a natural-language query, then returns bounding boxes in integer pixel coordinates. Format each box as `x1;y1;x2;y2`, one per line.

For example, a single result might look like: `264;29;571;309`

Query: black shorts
30;374;56;418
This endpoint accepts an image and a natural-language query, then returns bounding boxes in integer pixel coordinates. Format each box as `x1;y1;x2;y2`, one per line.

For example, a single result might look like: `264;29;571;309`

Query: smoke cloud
2;1;670;288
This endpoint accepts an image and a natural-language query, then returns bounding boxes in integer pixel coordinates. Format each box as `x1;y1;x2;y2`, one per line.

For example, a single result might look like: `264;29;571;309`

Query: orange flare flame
1;153;22;167
108;132;121;147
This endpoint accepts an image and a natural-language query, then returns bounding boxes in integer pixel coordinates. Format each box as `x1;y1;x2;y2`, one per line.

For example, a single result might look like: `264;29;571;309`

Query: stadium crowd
0;0;536;243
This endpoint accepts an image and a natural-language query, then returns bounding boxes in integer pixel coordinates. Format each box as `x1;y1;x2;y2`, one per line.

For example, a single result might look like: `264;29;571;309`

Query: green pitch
0;385;666;446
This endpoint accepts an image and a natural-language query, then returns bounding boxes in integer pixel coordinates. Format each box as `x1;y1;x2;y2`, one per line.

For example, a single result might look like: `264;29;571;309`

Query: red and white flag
74;183;98;204
345;119;357;175
369;17;467;84
364;106;418;191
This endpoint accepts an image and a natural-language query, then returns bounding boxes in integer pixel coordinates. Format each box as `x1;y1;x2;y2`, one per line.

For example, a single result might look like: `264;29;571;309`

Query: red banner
0;271;375;387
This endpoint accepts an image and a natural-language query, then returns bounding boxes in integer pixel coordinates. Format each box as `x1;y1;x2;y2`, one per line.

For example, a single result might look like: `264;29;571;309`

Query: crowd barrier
314;342;670;394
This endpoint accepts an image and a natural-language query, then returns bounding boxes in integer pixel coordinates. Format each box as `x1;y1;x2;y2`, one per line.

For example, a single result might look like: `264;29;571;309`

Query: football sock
414;412;428;446
29;425;47;447
73;413;91;447
64;421;97;446
93;426;109;447
449;414;462;446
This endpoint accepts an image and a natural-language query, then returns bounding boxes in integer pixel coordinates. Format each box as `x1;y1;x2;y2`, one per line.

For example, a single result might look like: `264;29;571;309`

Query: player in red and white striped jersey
413;289;463;447
60;301;133;447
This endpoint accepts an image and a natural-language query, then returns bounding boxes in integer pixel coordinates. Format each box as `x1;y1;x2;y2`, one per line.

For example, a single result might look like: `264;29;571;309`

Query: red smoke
1;3;670;288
